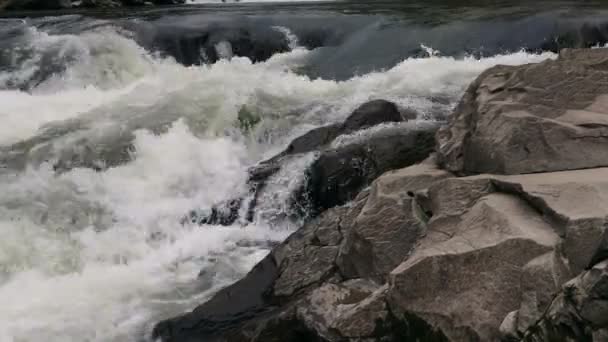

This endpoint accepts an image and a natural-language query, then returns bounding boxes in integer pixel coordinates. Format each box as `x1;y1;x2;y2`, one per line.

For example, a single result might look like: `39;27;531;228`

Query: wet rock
341;99;404;134
153;204;356;342
256;99;408;166
192;100;430;226
437;48;608;175
304;122;437;215
154;25;290;66
153;254;280;341
80;0;122;7
183;198;243;226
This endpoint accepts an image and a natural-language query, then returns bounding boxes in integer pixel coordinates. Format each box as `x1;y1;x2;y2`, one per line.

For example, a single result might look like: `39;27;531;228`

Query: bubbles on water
273;26;300;50
0;26;156;92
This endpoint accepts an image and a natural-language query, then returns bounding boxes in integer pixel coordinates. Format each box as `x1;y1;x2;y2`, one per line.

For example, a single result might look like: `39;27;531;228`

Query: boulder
387;167;608;341
341;99;405;134
258;99;408;164
156;159;608;342
155;49;608;342
437;48;608;175
193;100;431;226
304;122;437;215
337;157;451;281
154;159;446;342
520;260;608;342
153;196;365;342
154;26;291;66
389;190;561;342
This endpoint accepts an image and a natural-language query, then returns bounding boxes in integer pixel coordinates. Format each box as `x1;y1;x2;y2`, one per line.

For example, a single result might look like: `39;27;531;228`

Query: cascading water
3;4;597;340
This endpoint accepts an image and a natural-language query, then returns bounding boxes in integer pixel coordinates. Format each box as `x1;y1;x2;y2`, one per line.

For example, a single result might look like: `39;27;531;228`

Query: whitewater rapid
0;21;555;342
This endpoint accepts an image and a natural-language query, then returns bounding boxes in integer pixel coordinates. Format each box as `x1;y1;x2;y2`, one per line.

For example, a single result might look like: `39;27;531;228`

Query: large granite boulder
437;48;608;175
388;167;608;341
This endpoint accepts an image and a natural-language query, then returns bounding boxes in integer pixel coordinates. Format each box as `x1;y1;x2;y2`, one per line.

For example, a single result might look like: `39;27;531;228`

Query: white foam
0;24;556;341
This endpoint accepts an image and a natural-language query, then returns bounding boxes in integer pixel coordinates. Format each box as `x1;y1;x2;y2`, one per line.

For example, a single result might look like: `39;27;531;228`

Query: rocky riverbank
154;48;608;342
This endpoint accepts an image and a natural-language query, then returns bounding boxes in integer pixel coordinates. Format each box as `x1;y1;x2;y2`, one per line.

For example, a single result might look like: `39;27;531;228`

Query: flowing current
0;5;574;341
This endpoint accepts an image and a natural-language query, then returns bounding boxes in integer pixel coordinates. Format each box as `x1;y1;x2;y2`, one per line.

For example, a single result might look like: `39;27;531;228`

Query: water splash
0;21;556;342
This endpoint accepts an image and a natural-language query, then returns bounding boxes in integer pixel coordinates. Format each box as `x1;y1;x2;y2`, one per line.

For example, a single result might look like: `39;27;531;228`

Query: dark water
2;0;608;82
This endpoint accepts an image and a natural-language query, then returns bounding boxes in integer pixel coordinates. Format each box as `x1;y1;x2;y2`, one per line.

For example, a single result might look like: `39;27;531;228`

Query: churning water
1;2;599;340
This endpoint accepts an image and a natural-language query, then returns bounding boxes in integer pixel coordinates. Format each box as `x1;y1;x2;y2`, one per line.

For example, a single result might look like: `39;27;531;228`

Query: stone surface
156;164;608;342
520;260;608;342
153;204;356;342
342;99;404;134
437;48;608;175
337;157;451;280
386;168;608;341
389;191;560;341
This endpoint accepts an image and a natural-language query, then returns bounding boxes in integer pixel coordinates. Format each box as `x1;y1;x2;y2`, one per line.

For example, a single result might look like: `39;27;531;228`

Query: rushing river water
0;1;606;341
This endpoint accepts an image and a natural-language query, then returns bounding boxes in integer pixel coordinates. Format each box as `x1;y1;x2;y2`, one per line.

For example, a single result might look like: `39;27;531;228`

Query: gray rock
337;156;451;281
342;99;404;134
437;48;608;175
520;260;608;342
153;204;355;342
156;160;608;342
387;167;608;341
305;122;438;215
389;189;560;342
